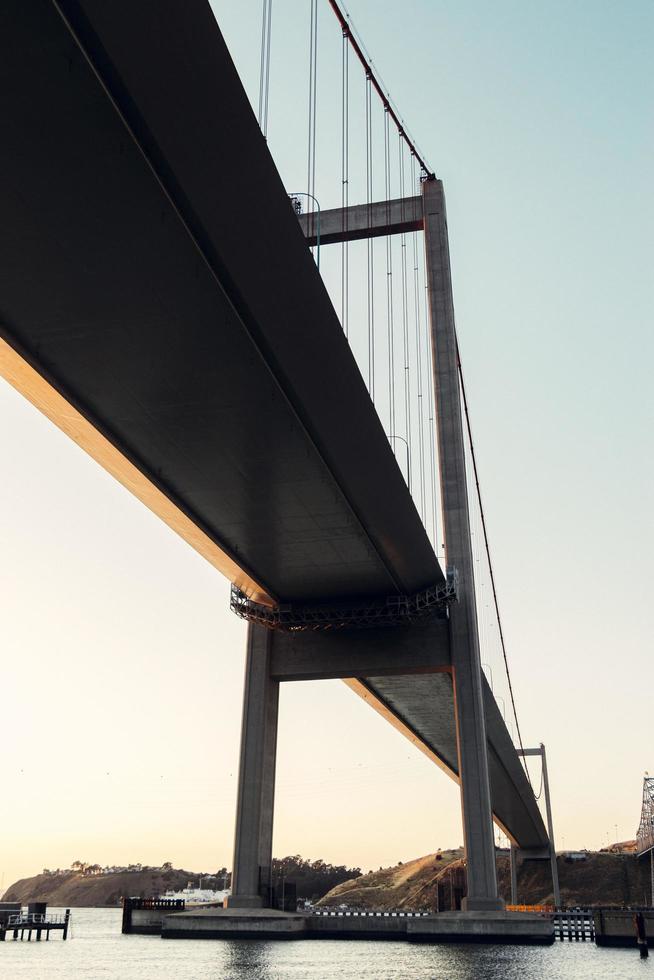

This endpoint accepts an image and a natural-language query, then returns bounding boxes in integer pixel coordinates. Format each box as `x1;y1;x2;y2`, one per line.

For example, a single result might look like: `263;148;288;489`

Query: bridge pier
423;177;503;911
510;844;518;904
226;623;279;908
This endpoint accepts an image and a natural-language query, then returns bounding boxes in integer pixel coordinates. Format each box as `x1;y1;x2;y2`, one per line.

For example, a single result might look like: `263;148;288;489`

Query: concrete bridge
0;0;552;927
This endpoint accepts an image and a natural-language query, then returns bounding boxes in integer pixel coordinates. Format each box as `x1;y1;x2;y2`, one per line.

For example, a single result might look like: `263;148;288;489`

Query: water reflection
218;940;277;980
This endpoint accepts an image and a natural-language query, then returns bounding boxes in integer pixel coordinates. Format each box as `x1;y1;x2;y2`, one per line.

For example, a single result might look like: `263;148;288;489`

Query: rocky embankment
3;869;193;907
318;850;652;909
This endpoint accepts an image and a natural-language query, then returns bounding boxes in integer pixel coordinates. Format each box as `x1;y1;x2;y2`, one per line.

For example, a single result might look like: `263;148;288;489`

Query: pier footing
159;907;554;944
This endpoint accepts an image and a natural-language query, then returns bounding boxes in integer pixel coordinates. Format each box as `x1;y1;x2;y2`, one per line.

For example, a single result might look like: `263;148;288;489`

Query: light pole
518;743;561;909
389;435;411;492
289;192;321;270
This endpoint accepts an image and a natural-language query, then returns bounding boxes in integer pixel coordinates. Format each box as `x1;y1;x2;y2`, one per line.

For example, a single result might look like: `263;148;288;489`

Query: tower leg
510;844;518;905
423;177;503;911
226;622;279;908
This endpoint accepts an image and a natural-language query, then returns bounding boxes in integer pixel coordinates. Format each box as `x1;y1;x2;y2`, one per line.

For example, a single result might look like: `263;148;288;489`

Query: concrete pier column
226;622;279;908
423;177;503;911
510;844;518;905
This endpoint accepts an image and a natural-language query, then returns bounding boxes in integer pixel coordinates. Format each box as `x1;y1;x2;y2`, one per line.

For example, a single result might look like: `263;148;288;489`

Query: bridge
0;0;554;922
637;776;654;907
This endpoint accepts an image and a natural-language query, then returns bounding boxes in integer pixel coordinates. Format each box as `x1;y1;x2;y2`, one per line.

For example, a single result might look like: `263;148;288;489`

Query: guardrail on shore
7;913;69;927
0;909;70;941
309;909;430;918
552;911;595;942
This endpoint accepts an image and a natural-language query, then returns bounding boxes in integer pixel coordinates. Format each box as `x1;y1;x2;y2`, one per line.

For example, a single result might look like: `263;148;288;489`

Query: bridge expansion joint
230;570;458;631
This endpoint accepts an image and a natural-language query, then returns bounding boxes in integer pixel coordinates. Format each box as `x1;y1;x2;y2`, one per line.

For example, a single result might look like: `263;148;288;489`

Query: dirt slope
317;850;464;909
320;851;652;910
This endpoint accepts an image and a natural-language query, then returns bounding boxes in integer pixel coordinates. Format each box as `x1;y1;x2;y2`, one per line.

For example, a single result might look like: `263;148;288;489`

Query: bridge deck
0;0;442;606
0;0;546;850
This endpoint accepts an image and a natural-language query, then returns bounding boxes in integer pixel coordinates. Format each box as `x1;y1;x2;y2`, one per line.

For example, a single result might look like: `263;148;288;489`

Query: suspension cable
411;155;426;523
398;136;412;488
422;241;439;553
341;27;349;337
384;108;396;442
365;74;375;398
326;0;433;177
257;0;273;138
307;0;318;206
456;341;532;788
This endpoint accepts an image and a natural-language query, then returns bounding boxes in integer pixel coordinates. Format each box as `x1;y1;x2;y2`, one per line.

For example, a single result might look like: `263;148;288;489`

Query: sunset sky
1;0;652;890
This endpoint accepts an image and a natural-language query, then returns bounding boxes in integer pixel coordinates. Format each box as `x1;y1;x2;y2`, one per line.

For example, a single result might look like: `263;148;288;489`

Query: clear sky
0;0;652;889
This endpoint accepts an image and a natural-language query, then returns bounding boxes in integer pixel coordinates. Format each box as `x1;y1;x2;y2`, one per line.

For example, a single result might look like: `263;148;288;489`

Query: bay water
0;908;649;979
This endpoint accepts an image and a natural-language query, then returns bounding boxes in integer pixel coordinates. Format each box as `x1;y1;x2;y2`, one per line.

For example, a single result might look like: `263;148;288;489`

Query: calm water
0;908;649;980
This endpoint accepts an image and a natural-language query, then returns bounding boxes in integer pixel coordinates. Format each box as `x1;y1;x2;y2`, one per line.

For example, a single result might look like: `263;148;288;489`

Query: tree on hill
271;855;361;901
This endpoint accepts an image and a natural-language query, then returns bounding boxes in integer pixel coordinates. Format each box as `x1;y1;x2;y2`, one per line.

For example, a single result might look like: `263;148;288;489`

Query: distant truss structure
636;776;654;856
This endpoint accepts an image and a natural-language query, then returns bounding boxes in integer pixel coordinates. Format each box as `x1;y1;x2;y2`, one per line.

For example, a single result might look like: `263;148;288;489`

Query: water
0;908;649;980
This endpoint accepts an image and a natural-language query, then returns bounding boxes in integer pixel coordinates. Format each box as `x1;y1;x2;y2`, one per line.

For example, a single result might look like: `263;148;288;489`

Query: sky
0;0;652;889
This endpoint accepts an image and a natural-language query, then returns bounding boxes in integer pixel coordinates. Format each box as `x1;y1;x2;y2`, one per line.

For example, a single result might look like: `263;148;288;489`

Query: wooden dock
0;908;70;942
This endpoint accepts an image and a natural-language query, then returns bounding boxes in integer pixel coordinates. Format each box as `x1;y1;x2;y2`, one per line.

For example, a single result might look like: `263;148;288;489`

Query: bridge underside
0;0;547;866
271;625;546;850
0;0;442;607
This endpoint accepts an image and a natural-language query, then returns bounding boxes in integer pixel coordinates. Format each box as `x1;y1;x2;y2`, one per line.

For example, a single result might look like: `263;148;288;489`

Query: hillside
4;869;194;907
319;850;652;910
316;850;464;910
498;851;652;907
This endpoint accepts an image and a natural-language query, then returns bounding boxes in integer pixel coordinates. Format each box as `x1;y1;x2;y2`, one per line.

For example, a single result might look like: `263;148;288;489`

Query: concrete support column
226;622;279;908
510;845;518;905
423;177;502;911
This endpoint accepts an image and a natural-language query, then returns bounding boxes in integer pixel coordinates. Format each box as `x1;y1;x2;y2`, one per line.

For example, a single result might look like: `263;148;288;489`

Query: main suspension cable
456;342;532;788
326;0;433;177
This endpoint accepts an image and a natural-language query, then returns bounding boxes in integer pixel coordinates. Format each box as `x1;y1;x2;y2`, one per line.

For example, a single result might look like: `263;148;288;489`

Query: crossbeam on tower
297;195;423;246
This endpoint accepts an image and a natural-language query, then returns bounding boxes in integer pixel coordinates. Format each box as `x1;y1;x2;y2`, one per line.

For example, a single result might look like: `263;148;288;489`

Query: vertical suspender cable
258;0;266;129
341;28;349;337
258;0;273;138
365;74;375;398
423;241;439;554
384;109;396;443
399;135;412;489
411;155;426;523
307;0;318;206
